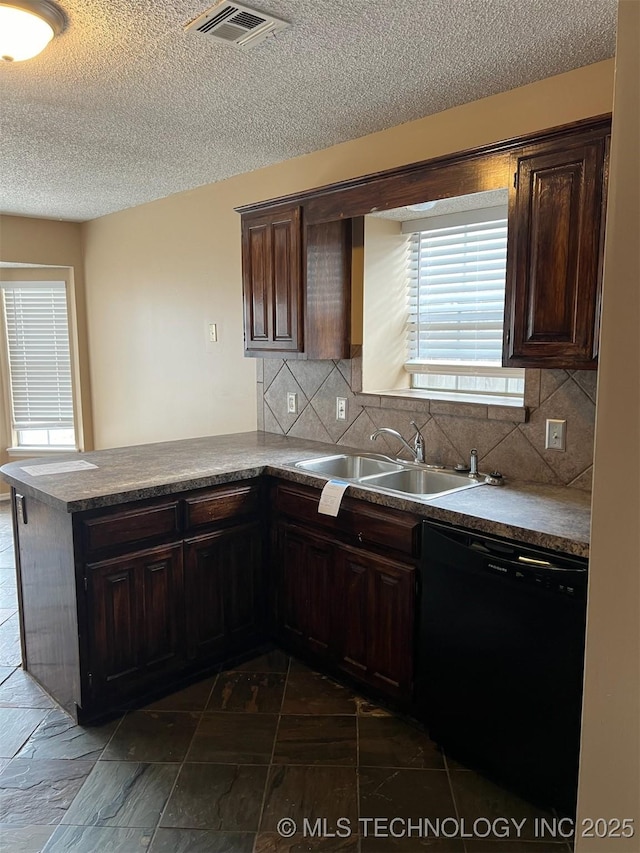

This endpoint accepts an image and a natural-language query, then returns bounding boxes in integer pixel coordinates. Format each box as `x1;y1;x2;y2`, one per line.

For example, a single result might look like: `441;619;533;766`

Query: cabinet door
335;545;415;700
367;556;415;697
184;522;264;662
183;533;226;661
276;522;333;659
334;549;369;680
86;543;184;699
504;131;607;368
242;204;302;354
304;217;354;359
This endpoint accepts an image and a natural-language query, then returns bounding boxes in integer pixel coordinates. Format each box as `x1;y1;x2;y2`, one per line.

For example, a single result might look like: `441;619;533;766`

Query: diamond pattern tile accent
540;370;570;403
309;368;361;442
520;380;595;484
257;359;596;489
572;370;598;403
288;405;334;444
335;359;352;386
336;410;379;450
524;368;541;408
262;360;285;391
569;466;593;491
481;429;561;485
423;418;468;468
433;415;515;462
263;401;284;435
287;360;334;399
263;366;309;433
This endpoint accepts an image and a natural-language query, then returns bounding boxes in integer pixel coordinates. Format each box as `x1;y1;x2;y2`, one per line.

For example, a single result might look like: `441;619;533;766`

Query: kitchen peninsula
1;431;591;723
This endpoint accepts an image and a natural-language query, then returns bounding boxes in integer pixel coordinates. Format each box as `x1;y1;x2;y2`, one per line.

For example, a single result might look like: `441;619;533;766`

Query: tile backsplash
257;355;596;490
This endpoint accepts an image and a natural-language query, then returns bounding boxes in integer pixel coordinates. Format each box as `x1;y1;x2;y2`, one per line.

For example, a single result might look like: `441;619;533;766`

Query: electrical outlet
545;419;566;451
208;323;217;342
336;397;347;421
286;392;298;415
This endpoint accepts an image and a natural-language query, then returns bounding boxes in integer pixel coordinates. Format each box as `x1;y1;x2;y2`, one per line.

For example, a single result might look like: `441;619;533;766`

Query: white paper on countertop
21;460;99;476
318;479;350;517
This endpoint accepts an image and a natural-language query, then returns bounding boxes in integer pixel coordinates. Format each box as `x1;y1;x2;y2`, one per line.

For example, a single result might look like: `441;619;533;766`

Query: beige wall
0;216;93;495
81;185;259;448
362;217;409;393
82;59;614;449
576;2;640;847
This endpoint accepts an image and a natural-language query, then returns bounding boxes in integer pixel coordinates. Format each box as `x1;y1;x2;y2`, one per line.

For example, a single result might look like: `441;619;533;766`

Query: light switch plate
545;419;566;451
287;392;298;415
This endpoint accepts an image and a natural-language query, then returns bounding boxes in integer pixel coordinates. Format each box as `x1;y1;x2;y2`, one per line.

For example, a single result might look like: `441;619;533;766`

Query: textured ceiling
0;0;617;222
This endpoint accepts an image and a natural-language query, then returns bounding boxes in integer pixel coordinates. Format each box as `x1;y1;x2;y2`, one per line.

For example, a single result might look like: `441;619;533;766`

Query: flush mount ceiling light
0;0;66;62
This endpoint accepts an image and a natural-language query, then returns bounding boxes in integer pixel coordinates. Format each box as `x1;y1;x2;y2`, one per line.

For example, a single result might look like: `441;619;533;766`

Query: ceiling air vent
185;2;290;48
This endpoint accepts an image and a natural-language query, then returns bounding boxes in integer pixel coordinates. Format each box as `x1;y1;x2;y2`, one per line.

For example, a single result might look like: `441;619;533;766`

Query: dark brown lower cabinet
86;542;185;702
12;482;267;721
336;546;414;698
335;547;368;679
277;522;334;659
14;476;418;720
85;517;266;709
184;521;264;662
275;511;417;702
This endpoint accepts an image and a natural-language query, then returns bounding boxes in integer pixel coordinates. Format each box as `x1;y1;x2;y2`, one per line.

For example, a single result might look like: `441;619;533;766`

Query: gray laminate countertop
0;431;591;557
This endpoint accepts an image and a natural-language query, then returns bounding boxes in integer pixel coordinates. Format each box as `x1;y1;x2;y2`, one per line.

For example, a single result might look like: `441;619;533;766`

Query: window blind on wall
1;282;74;430
406;210;509;367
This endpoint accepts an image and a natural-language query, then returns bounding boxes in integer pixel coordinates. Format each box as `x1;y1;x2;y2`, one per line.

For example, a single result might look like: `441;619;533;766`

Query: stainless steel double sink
294;453;483;500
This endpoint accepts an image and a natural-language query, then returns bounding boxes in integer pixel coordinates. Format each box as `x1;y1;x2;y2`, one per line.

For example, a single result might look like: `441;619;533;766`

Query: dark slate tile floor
0;501;574;853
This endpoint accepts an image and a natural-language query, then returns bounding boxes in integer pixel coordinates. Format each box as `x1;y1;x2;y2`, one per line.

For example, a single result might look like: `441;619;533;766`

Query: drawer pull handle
358;532;363;543
16;494;27;525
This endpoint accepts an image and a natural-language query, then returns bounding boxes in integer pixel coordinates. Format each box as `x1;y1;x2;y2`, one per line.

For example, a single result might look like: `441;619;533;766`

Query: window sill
6;447;79;457
355;389;528;423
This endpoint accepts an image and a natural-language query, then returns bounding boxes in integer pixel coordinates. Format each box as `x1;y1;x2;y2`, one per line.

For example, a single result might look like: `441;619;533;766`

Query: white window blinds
406;208;508;367
1;282;74;431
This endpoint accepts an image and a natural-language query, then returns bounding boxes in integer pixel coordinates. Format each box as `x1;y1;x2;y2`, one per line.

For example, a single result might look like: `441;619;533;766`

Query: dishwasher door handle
469;538;586;575
517;555;587;574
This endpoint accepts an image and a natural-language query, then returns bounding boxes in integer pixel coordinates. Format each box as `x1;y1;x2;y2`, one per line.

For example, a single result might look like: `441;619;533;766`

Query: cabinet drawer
184;481;261;531
274;482;420;558
81;501;181;555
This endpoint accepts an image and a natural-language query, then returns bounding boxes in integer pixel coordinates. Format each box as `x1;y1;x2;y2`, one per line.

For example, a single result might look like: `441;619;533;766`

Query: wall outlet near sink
336;397;347;421
286;392;298;415
545;419;566;451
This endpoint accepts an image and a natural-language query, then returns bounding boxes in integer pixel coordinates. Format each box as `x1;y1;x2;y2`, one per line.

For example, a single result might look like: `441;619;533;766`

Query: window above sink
363;189;525;409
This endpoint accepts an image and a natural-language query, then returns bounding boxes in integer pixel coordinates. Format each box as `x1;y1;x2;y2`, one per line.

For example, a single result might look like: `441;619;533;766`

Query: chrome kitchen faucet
370;421;425;463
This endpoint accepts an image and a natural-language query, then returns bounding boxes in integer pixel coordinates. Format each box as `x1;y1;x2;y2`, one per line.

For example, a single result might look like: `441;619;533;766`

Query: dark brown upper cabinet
240;202;353;359
504;125;609;369
242;203;302;355
238;115;610;368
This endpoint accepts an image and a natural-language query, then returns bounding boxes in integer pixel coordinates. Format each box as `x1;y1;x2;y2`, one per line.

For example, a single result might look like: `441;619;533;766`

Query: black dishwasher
416;520;588;816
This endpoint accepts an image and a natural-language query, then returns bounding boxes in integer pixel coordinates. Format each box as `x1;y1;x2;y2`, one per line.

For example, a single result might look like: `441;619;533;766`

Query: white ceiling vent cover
186;2;290;48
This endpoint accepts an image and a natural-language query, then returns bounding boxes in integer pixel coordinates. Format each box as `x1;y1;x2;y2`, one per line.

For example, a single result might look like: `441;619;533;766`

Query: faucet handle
410;421;425;462
410;420;424;439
